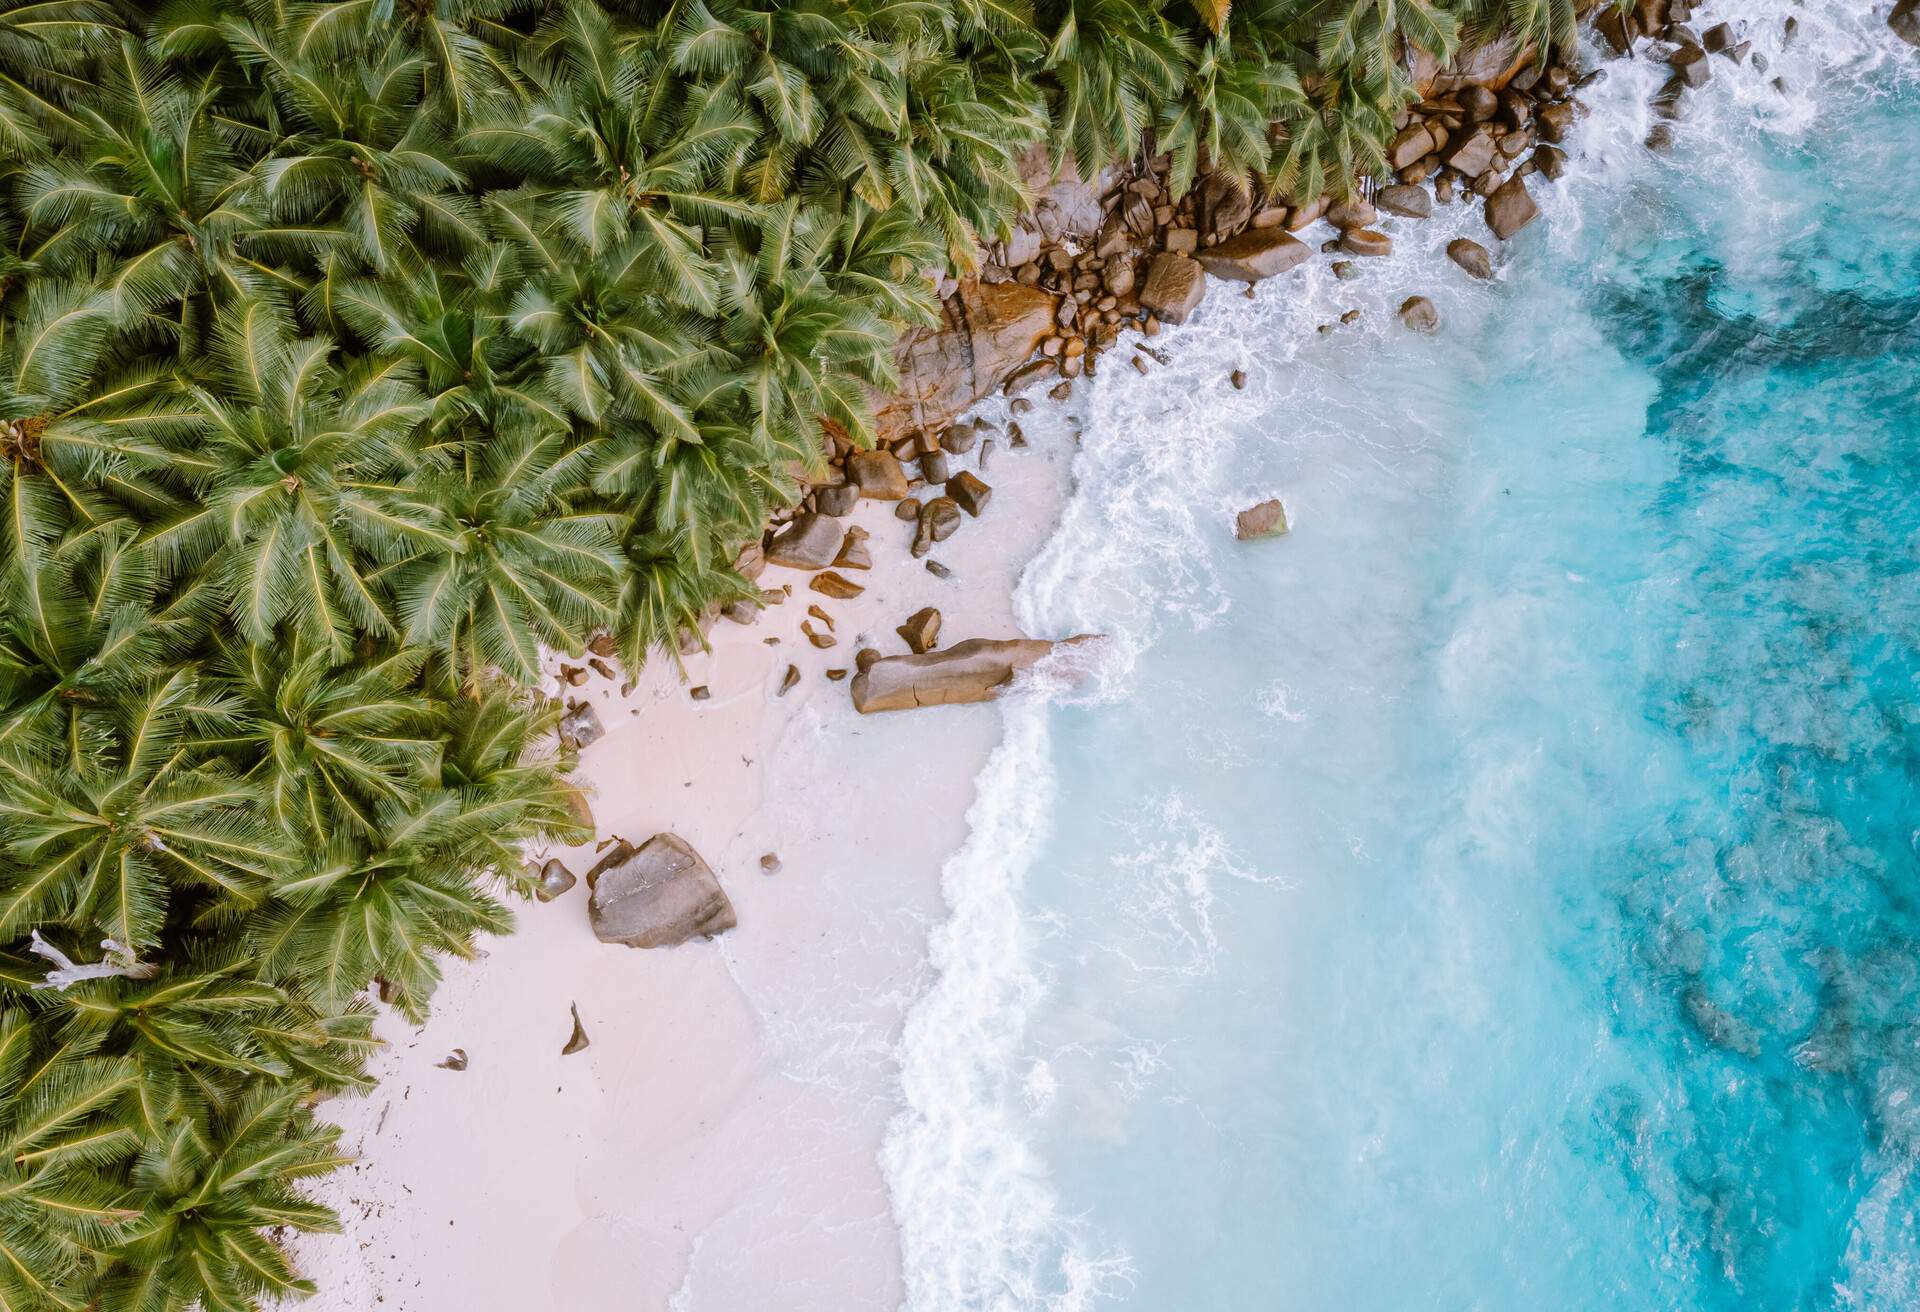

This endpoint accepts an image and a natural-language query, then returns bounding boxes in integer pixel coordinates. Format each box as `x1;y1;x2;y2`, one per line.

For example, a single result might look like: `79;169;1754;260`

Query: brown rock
1234;499;1290;540
1533;144;1567;180
833;531;873;571
1485;175;1540;241
920;450;951;484
1285;196;1332;231
1375;185;1432;219
914;497;962;555
562;1004;589;1055
1164;227;1198;254
1447;237;1494;279
1340;229;1393;257
850;636;1101;713
811;570;864;600
815;482;858;516
1399;296;1440;332
1389;122;1438;171
897;607;942;654
1139;253;1207;325
1893;0;1920;45
940;422;978;454
946;471;992;517
1195;228;1311;283
1326;198;1378;229
767;514;843;570
588;834;736;948
1446;127;1498;177
534;859;577;903
848;449;910;500
1536;100;1576;144
874;280;1055;443
779;664;800;695
896;498;922;521
1669;44;1710;87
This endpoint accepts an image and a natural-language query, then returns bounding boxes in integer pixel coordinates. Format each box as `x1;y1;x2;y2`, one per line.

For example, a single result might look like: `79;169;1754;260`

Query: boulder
946;471;992;517
850;636;1100;713
587;834;736;948
767;514;843;569
919;450;951;484
534;859;576;903
939;422;978;455
1326;198;1378;229
814;481;858;516
897;606;942;654
1893;0;1920;45
1285;196;1331;231
1533;144;1567;180
873;280;1055;443
559;703;603;750
1389;122;1438;170
1485;175;1540;240
1139;253;1207;325
1669;44;1710;87
833;529;873;571
1340;229;1393;257
1194;229;1310;283
810;570;864;600
913;497;962;555
1375;185;1432;219
848;449;910;500
1234;499;1289;540
1536;100;1576;143
1446;126;1498;178
1398;296;1440;332
1447;237;1494;279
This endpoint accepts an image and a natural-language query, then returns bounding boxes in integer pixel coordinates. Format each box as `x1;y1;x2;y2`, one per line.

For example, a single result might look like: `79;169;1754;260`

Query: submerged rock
588;834;736;948
1448;238;1494;280
1399;296;1440;332
850;635;1100;713
1234;499;1290;540
534;858;576;903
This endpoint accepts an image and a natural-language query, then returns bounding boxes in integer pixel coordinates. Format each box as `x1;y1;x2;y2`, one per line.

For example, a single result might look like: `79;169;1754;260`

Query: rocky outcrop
1139;253;1207;324
850;636;1099;713
874;280;1057;442
587;834;736;948
1195;228;1310;282
1234;499;1290;540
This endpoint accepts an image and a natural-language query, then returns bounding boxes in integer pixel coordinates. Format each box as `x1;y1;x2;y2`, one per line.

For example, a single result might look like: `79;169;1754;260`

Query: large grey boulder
1195;229;1310;283
851;636;1100;713
588;834;736;948
766;514;843;569
1139;253;1207;325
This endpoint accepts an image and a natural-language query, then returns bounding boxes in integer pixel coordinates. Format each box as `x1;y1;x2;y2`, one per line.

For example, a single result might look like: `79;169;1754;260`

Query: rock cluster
1597;1;1778;141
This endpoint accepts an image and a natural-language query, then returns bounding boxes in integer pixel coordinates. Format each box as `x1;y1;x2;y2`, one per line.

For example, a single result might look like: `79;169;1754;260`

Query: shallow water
883;8;1920;1310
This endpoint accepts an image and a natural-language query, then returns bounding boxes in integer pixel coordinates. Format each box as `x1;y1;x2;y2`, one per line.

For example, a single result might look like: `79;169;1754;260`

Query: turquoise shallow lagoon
883;8;1920;1309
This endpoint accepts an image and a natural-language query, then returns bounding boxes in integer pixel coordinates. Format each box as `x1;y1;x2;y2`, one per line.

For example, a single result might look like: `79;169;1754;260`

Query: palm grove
0;0;1576;1305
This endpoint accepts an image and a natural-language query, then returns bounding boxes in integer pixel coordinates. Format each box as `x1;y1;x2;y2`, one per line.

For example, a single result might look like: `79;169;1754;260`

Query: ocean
881;6;1920;1309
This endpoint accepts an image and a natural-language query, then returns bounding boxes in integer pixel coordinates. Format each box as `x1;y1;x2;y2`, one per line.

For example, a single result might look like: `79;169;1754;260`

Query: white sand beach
292;395;1079;1311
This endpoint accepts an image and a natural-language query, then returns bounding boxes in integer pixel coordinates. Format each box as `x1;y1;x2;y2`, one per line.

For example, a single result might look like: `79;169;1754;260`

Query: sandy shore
292;392;1078;1311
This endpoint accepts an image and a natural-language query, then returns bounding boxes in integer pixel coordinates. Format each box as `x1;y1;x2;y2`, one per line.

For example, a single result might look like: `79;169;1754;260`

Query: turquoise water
884;9;1920;1311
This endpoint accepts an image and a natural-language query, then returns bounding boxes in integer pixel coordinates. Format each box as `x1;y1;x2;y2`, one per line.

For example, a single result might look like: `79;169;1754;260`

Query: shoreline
293;383;1081;1309
288;3;1830;1303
